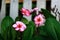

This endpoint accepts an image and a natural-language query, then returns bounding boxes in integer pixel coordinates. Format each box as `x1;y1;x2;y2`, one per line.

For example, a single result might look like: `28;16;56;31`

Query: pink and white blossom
13;21;26;32
21;8;31;16
34;14;45;27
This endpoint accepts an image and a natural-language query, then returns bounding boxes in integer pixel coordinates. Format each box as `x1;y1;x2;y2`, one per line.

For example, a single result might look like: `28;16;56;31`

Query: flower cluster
13;7;45;32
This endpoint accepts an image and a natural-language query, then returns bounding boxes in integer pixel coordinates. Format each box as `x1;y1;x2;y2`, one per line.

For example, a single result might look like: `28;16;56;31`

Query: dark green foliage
40;9;60;40
21;17;29;24
1;16;16;40
0;34;3;40
22;21;35;40
32;11;36;21
41;9;55;19
45;18;60;40
19;3;23;9
1;16;14;34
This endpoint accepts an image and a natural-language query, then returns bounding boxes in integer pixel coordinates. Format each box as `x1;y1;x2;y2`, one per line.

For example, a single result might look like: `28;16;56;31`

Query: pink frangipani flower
21;8;31;16
21;7;38;16
34;14;45;27
13;21;26;32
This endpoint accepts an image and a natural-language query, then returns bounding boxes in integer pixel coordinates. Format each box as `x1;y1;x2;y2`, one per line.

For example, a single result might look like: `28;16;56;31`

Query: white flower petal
16;21;21;25
15;28;19;31
22;25;26;29
13;24;17;28
34;16;38;21
34;7;38;10
20;28;25;32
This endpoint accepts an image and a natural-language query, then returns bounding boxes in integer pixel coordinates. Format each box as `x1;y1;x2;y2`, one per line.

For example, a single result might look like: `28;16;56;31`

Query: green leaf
1;16;14;40
41;9;55;19
49;18;60;40
37;26;53;40
0;34;3;40
32;35;44;40
19;3;23;9
37;26;47;36
15;16;22;21
32;11;36;21
15;11;23;21
11;27;16;40
44;18;60;40
21;17;29;24
22;21;35;40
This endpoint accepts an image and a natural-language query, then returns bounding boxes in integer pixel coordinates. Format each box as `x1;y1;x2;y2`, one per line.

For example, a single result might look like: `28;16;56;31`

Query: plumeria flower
34;14;45;27
13;21;26;32
21;8;31;16
21;7;38;16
